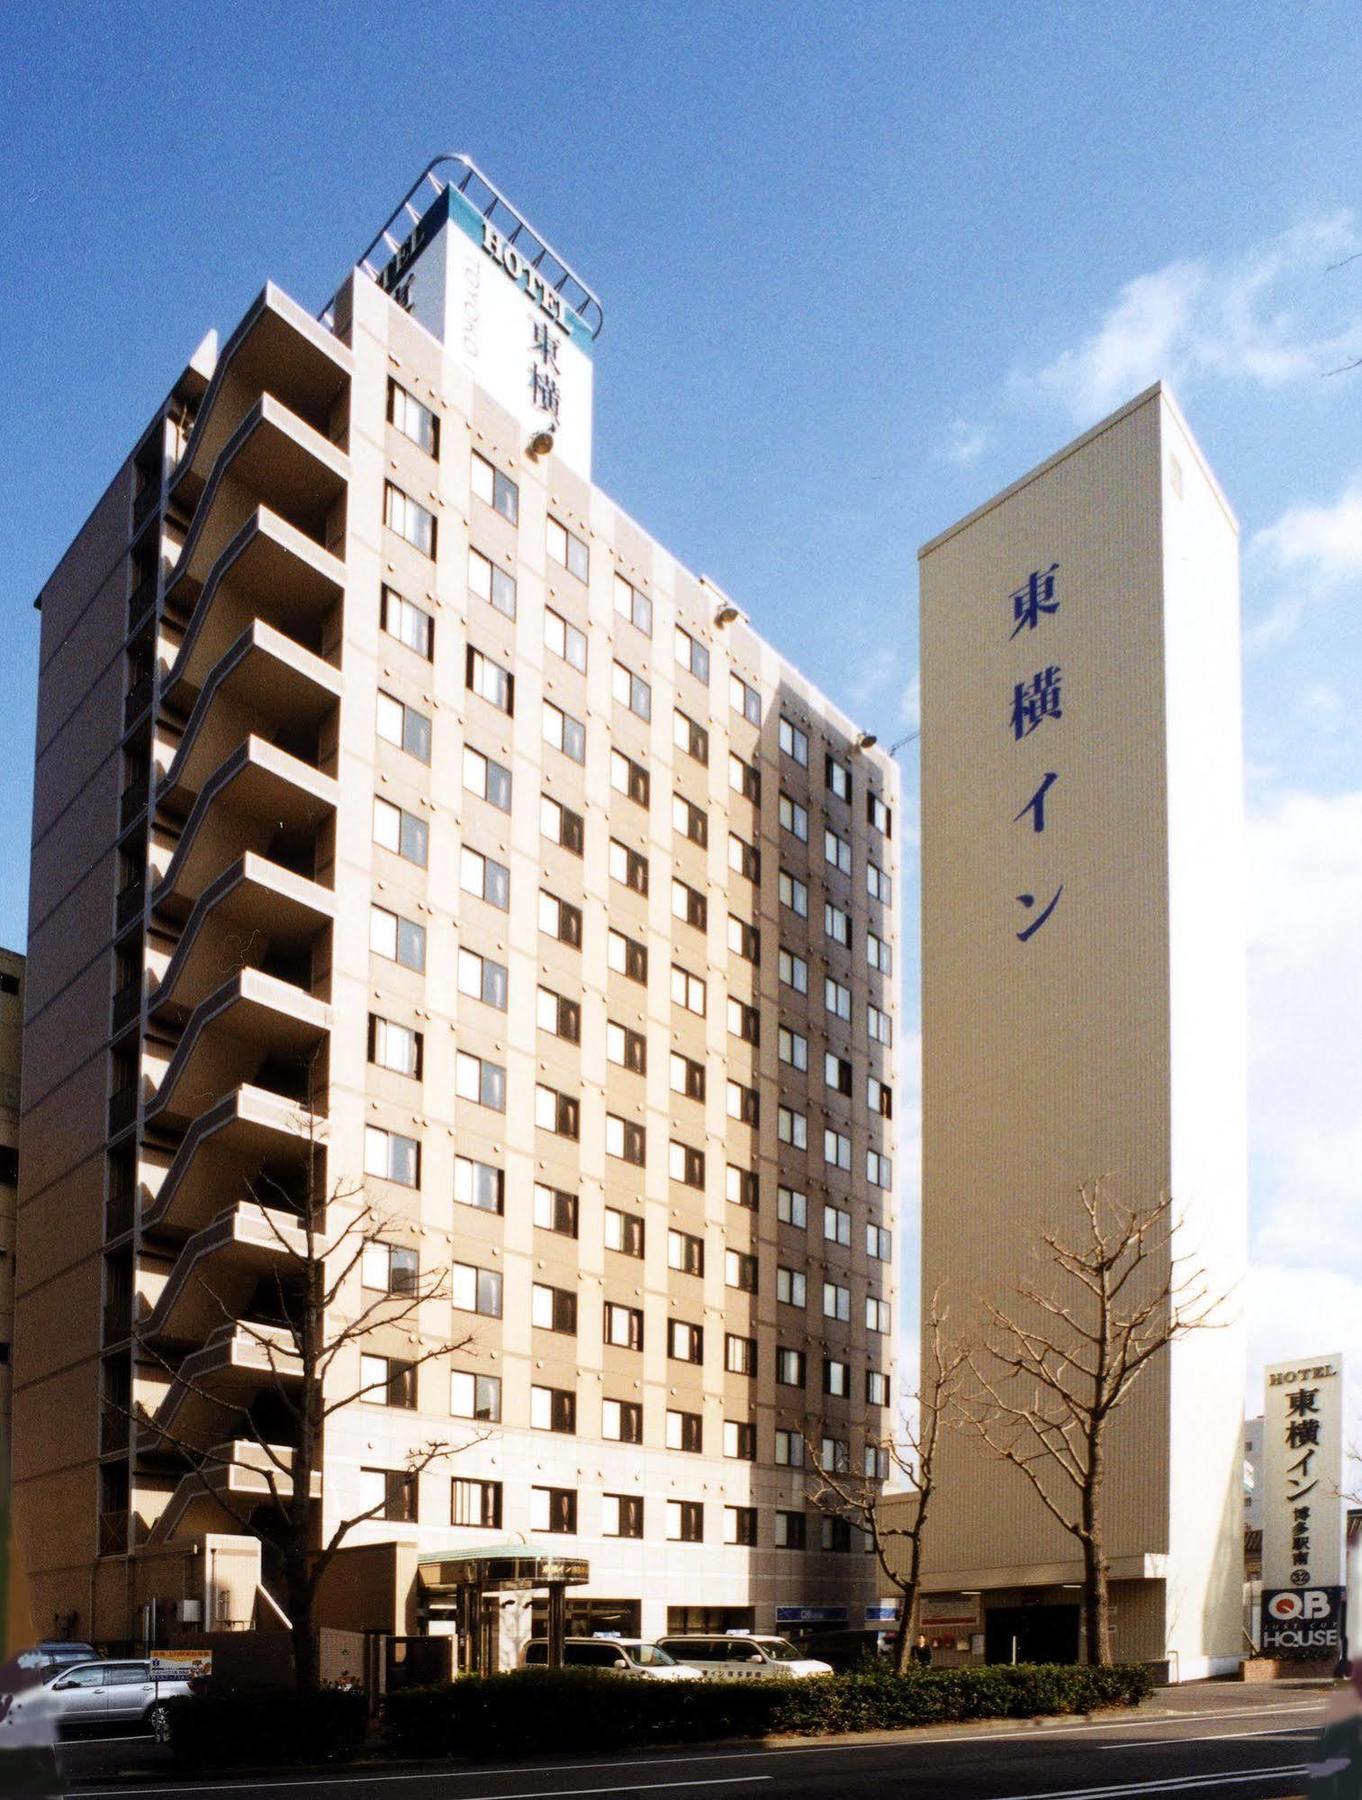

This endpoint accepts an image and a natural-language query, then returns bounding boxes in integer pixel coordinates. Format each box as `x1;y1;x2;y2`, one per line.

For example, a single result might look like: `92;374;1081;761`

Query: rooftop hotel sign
1260;1354;1345;1656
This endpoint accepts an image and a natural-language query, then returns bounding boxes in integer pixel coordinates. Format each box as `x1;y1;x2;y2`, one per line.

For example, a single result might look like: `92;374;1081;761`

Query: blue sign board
776;1605;848;1626
865;1604;901;1623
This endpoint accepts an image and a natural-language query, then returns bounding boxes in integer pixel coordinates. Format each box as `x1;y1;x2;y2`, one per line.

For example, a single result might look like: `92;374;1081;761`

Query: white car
39;1659;193;1741
655;1634;833;1679
520;1637;702;1680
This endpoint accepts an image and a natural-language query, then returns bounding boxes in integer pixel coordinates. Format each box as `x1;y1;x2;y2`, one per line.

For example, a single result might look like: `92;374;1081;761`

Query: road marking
1101;1724;1316;1749
75;1779;771;1800
990;1763;1309;1799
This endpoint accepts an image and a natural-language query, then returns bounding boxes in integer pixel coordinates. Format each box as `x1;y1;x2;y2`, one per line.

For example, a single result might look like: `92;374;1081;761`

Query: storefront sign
1260;1587;1344;1656
1262;1355;1344;1594
775;1606;847;1626
920;1593;981;1630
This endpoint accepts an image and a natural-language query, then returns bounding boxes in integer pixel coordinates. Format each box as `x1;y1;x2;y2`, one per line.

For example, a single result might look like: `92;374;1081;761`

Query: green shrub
165;1688;367;1767
384;1662;1153;1760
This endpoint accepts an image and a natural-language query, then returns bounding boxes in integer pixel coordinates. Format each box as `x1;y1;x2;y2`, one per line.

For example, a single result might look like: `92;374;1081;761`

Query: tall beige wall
0;948;23;1520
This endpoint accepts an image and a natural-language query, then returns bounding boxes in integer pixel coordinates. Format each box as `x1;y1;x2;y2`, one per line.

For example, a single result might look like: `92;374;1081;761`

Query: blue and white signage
775;1606;848;1626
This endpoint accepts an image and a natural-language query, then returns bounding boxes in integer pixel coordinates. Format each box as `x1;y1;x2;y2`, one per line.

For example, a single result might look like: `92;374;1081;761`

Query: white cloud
1018;215;1362;424
1244;1263;1362;1438
943;417;990;466
1247;470;1362;646
847;644;901;712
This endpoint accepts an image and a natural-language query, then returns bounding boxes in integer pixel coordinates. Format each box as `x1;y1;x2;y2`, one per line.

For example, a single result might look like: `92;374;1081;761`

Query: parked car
520;1638;702;1680
29;1642;100;1672
41;1659;194;1741
655;1634;833;1679
799;1628;893;1673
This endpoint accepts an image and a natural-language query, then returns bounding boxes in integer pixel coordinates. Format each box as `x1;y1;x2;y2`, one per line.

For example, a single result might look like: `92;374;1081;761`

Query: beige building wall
918;385;1246;1675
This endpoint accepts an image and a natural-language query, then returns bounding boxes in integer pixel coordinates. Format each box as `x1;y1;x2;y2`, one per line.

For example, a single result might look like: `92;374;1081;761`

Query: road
61;1684;1327;1800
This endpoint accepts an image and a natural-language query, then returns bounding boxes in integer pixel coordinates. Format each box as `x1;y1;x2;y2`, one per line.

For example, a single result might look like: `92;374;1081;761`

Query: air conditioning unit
178;1600;202;1625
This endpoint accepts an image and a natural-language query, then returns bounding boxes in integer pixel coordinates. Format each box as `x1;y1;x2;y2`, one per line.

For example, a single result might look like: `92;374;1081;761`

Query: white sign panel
1261;1354;1344;1593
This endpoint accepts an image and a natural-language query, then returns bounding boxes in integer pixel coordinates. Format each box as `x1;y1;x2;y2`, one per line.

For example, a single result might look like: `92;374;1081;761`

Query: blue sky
4;1;1362;1389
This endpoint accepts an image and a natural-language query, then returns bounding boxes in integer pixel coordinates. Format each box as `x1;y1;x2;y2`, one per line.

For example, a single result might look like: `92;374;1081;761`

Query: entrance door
984;1604;1081;1665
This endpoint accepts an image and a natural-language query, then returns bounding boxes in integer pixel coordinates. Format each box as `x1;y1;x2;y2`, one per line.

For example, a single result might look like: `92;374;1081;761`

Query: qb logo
1267;1590;1331;1621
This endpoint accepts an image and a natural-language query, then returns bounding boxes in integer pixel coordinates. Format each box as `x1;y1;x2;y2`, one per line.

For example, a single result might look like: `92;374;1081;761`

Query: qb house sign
1260;1355;1346;1657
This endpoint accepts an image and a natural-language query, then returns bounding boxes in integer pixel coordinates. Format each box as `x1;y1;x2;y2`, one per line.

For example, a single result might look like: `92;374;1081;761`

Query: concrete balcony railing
140;1200;306;1349
146;1436;320;1549
138;1320;303;1455
108;1081;139;1138
116;873;146;931
141;1083;323;1241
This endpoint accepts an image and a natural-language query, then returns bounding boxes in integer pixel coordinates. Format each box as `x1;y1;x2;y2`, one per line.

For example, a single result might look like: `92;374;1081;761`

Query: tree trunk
1081;1430;1111;1665
892;1588;915;1674
287;1562;318;1694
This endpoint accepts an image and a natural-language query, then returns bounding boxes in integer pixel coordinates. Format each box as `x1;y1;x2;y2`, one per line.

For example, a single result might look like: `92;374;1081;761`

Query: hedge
385;1663;1154;1760
163;1688;367;1767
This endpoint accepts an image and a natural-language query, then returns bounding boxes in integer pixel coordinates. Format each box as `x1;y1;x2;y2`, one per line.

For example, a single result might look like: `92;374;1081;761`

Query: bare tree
135;1086;479;1692
960;1182;1223;1666
805;1288;967;1673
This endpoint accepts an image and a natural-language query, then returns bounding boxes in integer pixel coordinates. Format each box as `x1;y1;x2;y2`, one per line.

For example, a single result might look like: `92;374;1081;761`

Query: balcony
115;874;146;930
138;1320;303;1454
112;978;142;1034
119;774;149;831
124;670;154;730
106;1184;135;1241
142;1084;322;1240
127;571;157;634
108;1082;139;1137
101;1408;129;1455
103;1293;132;1344
146;1438;319;1548
141;1200;306;1349
98;1510;129;1556
132;477;161;533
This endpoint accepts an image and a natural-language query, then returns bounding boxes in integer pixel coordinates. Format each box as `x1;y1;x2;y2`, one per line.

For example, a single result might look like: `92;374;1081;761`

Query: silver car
43;1660;191;1741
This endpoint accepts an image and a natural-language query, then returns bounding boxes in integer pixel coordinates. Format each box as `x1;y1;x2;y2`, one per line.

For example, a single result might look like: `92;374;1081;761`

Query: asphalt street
60;1684;1328;1800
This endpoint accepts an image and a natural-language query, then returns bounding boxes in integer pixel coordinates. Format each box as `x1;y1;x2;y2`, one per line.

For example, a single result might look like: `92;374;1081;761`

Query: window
728;832;759;883
673;709;708;765
538;985;582;1044
360;1353;417;1409
729;672;761;725
369;1014;422;1079
604;1207;645;1258
673;793;708;847
371;903;426;973
821;1516;853;1555
867;791;892;835
864;1443;891;1481
360;1468;417;1522
377;691;432;763
611;659;652;721
454;1155;505;1215
544;605;587;671
666;1409;703;1452
867;931;892;976
776;1348;806;1388
727;997;759;1045
535;1083;580;1140
667;1500;704;1543
867;1148;893;1188
463;745;512;811
866;1222;892;1261
531;1283;578;1335
603;1494;644;1538
539;793;585;857
531;1487;578;1534
672;877;706;930
778;948;808;994
531;1384;577;1433
723;915;758;965
605;1113;646;1166
724;1505;758;1547
373;796;428;868
824;1051;852;1095
667;1228;705;1276
779;869;809;917
866;1298;892;1336
868;1005;893;1047
471;449;518;524
822;1437;851;1475
668;1319;703;1364
775;1429;805;1467
777;1106;808;1150
779;715;809;765
604;1300;644;1349
602;1398;643;1443
451;1262;502;1317
825;901;851;948
456;1050;506;1111
460;846;509;910
729;751;761;805
674;622;709;682
607;1020;647;1073
726;1079;759;1126
824;1203;852;1246
824;1358;851;1398
670;964;706;1015
450;1371;502;1422
533;1183;578;1237
825;827;852;875
867;859;892;905
457;946;507;1010
381;586;433;659
778;1185;808;1228
613;570;652;633
776;1266;807;1308
388;378;440;455
779;792;809;841
669;1050;705;1100
826;754;851;801
548;515;590;581
539;889;583;947
726;1164;758;1210
775;1510;806;1549
364;1125;419;1187
611;748;650;807
607;927;647;983
466;645;514;713
723;1419;757;1461
609;839;649;895
724;1333;757;1376
824;977;851;1022
668;1141;705;1189
468;545;516;618
867;1368;891;1407
823;1281;851;1323
361;1241;419;1294
542;698;585;763
385;482;436;557
452;1477;502;1529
